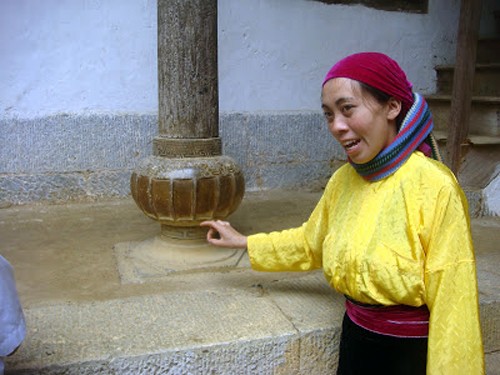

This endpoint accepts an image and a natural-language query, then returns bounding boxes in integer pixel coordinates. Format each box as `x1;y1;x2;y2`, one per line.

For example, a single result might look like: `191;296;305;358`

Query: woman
201;52;484;374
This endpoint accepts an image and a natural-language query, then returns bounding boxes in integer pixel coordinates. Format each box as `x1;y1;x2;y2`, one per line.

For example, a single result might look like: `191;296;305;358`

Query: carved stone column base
131;152;245;240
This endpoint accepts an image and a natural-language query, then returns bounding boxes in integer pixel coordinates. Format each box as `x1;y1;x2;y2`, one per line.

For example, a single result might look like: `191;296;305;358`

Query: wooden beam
446;0;483;174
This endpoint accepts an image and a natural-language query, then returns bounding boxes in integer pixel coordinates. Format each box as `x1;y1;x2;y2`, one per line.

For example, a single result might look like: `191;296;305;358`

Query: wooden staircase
425;35;500;217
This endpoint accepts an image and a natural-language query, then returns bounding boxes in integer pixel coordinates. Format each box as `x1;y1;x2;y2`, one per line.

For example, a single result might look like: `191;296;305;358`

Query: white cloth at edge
0;255;26;375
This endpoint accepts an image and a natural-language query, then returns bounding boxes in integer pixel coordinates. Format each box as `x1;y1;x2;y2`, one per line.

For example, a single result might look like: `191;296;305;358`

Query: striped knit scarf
350;93;440;181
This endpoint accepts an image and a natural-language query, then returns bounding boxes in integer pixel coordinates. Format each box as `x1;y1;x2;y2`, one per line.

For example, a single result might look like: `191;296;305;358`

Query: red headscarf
322;52;414;114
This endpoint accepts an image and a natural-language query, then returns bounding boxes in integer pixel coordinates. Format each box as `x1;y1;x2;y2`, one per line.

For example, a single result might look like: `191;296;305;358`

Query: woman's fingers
200;220;248;249
204;226;217;241
200;220;226;243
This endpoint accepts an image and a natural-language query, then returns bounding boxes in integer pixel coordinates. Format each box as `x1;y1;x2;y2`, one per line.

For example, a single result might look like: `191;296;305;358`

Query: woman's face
321;78;401;164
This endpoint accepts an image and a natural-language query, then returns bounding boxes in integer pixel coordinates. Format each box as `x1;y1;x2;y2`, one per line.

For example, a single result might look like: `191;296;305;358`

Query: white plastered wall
0;0;461;118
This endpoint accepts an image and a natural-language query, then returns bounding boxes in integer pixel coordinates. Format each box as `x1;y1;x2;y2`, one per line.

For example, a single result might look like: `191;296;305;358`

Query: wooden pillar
157;0;218;139
130;0;245;240
446;0;483;174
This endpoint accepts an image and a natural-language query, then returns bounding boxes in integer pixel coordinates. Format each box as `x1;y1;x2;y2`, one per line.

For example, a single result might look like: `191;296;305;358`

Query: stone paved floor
0;190;498;373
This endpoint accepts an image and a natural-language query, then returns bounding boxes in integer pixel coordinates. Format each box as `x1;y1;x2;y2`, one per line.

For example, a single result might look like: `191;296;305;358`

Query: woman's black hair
358;81;441;161
359;82;407;130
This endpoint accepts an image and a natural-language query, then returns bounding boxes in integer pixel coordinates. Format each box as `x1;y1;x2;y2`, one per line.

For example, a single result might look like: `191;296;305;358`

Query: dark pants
337;313;428;375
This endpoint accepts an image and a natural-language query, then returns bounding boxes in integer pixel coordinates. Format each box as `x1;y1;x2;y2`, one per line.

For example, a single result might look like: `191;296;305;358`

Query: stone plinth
131;150;244;240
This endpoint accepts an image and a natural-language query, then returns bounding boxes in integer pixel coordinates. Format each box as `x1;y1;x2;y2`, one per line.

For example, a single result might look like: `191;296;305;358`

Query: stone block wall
0;112;344;205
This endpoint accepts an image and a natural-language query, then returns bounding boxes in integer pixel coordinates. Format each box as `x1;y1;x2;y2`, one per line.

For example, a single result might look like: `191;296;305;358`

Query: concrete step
1;195;499;374
426;94;500;137
477;37;500;64
433;131;500;189
432;131;500;217
435;63;500;96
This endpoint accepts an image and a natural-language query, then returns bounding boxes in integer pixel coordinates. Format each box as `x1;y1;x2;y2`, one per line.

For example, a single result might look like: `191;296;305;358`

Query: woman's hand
200;220;248;249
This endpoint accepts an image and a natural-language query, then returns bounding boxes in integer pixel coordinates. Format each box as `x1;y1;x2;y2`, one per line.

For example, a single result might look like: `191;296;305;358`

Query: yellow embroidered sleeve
247;179;334;272
425;184;484;374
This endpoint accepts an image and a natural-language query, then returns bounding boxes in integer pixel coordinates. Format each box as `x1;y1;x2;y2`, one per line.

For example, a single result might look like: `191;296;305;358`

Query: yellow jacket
247;151;484;374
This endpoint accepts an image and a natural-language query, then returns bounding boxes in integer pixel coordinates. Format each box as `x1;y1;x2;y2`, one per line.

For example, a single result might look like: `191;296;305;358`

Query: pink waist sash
345;299;430;338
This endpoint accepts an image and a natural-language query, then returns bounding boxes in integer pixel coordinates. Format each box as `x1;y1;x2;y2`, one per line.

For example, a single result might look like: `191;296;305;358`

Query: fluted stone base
131;153;244;239
129;137;245;270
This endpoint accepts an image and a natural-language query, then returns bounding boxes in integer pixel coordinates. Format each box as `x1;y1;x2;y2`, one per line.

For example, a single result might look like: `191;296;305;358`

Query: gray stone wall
0;112;344;205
